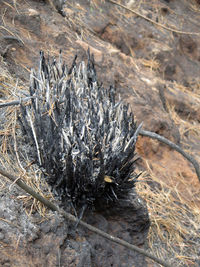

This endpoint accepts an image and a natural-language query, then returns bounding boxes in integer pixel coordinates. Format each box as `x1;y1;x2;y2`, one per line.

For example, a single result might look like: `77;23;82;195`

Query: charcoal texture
18;50;141;213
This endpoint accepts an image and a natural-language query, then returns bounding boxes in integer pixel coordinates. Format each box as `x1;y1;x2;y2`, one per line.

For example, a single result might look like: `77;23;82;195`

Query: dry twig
139;130;200;182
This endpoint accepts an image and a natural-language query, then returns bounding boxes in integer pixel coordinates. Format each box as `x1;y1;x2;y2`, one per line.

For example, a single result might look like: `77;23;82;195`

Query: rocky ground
0;0;200;266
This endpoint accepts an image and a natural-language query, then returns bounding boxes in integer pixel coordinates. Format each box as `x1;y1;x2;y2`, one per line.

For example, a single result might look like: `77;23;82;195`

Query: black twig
0;97;35;108
139;130;200;182
0;167;171;267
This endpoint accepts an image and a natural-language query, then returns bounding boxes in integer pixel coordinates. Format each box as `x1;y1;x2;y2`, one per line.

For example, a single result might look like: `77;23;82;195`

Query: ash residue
18;50;142;217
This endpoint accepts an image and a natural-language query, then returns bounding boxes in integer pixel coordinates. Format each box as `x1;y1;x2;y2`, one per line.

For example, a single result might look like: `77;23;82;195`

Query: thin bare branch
139;130;200;182
0;97;35;108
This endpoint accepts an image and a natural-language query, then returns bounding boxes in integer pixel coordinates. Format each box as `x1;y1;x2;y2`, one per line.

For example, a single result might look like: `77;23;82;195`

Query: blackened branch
0;96;35;108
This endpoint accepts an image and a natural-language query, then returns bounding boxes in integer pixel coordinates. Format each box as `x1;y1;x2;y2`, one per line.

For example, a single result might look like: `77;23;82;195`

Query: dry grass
0;68;54;219
137;161;200;266
0;150;54;219
166;102;200;140
163;81;200;143
173;81;200;101
140;58;160;71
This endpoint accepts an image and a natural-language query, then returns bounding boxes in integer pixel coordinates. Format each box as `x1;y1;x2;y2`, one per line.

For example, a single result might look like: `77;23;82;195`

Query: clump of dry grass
137;161;200;266
166;102;200;140
164;81;200;142
1;137;54;218
0;69;54;219
0;147;54;219
140;58;160;71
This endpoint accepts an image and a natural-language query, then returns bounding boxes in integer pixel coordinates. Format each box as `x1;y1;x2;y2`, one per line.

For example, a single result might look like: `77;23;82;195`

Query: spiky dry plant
18;50;141;218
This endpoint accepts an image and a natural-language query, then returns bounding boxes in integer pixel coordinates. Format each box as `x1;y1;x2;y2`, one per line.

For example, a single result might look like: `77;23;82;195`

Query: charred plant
18;50;142;219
